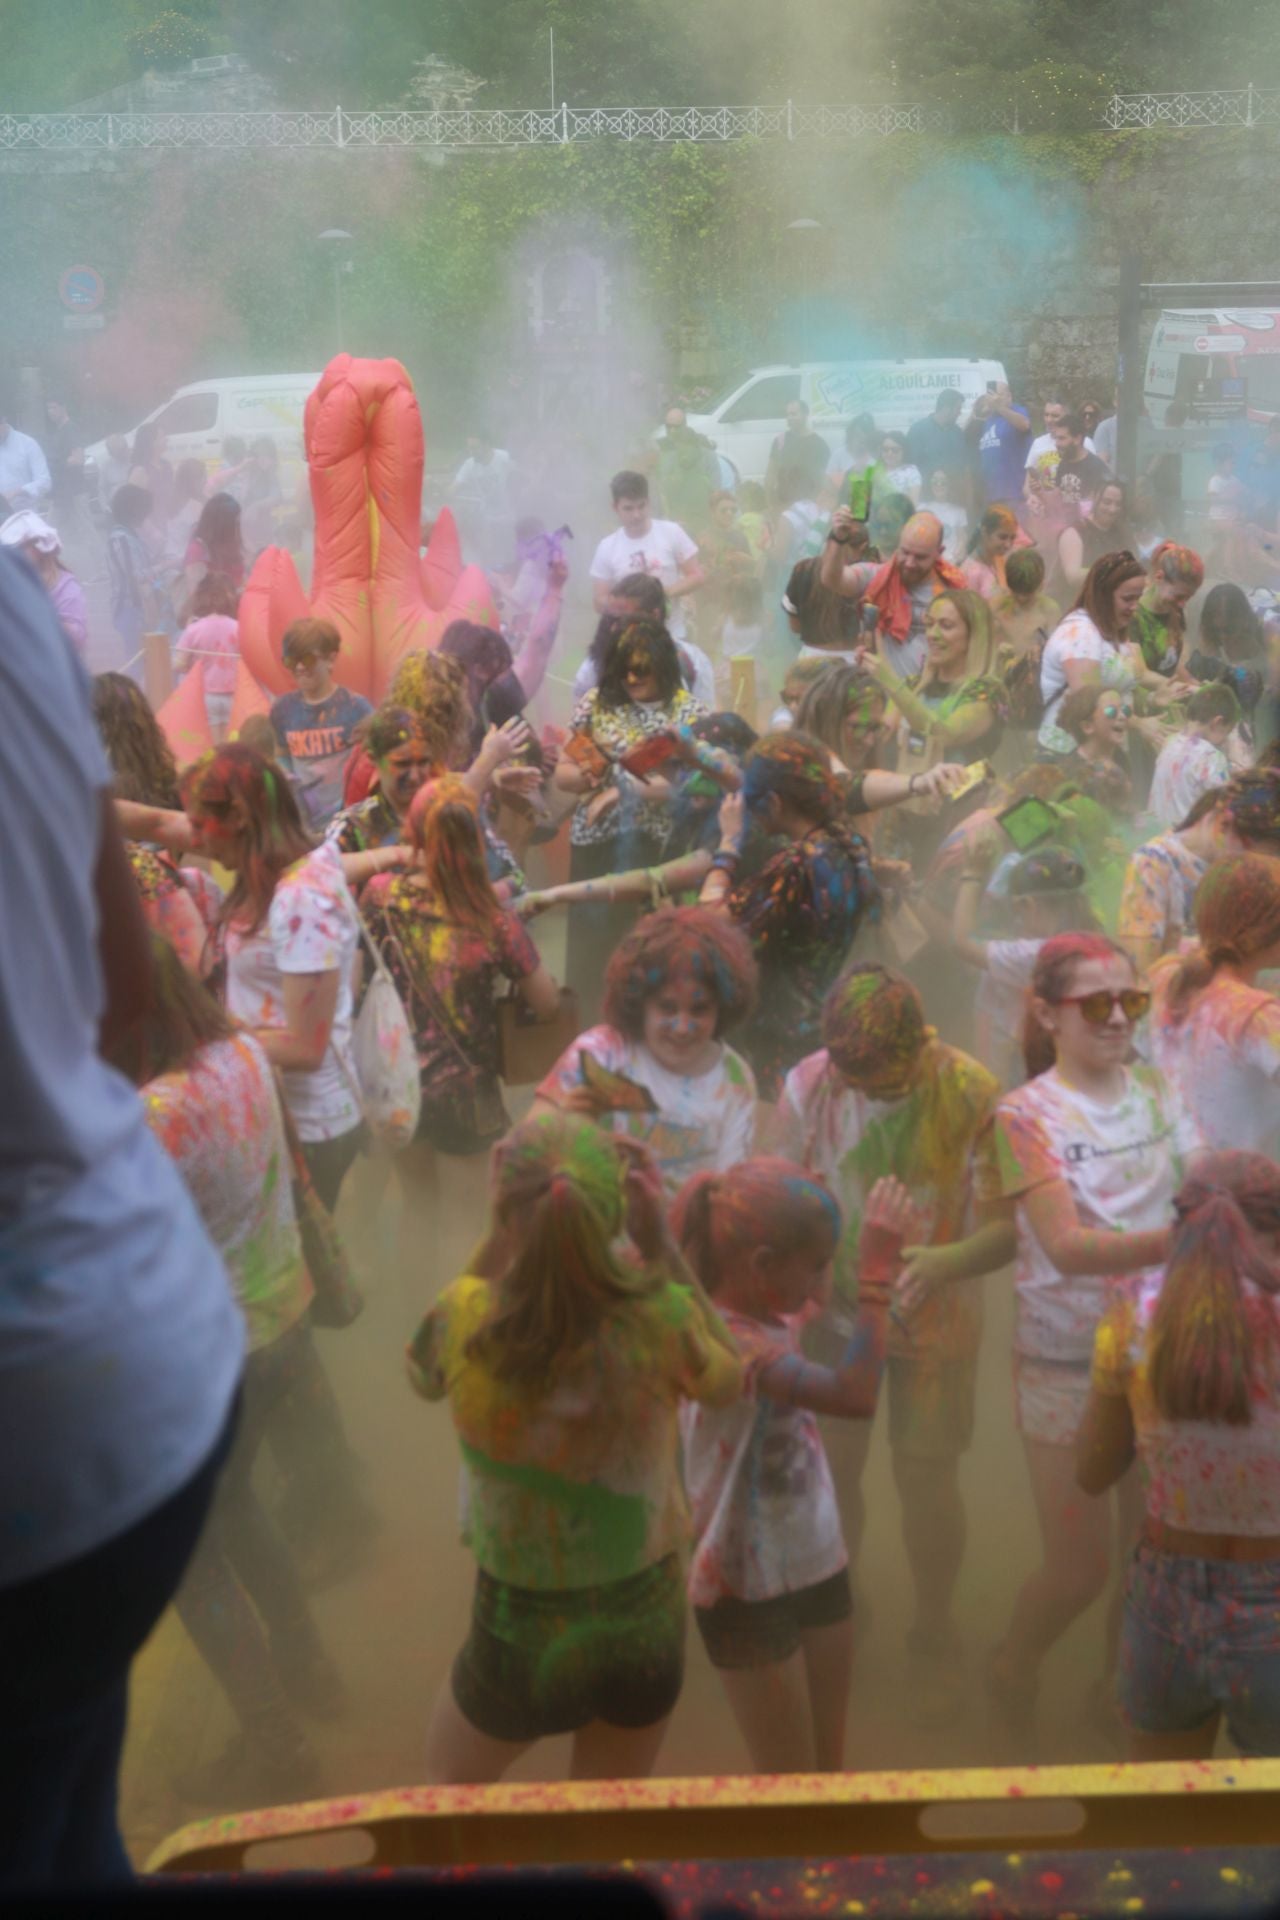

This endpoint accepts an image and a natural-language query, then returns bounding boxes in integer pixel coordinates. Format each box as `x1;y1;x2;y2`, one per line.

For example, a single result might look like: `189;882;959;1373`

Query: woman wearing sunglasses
976;932;1200;1745
1145;854;1280;1159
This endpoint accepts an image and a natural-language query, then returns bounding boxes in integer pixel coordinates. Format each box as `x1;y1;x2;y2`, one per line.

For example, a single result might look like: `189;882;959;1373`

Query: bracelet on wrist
907;771;924;796
711;845;741;871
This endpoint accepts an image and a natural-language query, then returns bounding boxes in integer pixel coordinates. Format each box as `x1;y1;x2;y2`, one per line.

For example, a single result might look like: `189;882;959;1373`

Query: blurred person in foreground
0;550;242;1887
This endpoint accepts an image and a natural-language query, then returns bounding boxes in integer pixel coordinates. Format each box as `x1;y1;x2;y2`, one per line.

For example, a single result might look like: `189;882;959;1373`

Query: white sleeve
668;522;700;565
588;535;615;584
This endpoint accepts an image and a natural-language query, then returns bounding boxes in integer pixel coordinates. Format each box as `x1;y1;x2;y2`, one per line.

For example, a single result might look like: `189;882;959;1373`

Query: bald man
821;506;967;677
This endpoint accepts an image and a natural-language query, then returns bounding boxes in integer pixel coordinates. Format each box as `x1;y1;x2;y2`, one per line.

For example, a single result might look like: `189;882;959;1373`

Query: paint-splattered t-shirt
536;1026;756;1200
1117;832;1208;960
728;822;880;1101
360;874;539;1101
143;1034;312;1353
565;687;705;850
1093;1274;1280;1535
1144;960;1280;1156
1038;611;1135;756
682;1307;845;1608
779;1041;999;1360
127;844;211;977
976;1064;1197;1365
1147;732;1230;833
409;1271;740;1590
224;842;361;1144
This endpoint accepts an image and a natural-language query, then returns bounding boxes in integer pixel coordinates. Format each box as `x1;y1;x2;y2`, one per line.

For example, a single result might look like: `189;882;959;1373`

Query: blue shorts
1118;1542;1280;1755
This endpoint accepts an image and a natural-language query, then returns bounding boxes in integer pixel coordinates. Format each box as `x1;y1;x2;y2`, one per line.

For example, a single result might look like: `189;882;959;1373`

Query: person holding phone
531;906;758;1199
859;586;1009;777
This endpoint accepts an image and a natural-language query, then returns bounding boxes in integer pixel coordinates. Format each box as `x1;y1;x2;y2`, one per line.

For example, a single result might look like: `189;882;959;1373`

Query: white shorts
1014;1355;1092;1447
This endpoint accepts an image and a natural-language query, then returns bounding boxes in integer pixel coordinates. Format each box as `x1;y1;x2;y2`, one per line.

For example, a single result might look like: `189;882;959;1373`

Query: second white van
684;358;1009;485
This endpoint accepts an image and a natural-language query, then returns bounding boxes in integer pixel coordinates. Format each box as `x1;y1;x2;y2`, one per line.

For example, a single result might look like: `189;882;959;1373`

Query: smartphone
621;733;679;779
580;1050;658;1114
997;794;1059;853
846;463;877;521
986;380;998;394
944;759;995;805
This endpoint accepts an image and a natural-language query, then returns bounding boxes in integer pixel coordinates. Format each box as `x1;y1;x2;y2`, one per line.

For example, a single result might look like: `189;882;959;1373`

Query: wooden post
143;630;173;711
1116;254;1143;490
728;655;758;728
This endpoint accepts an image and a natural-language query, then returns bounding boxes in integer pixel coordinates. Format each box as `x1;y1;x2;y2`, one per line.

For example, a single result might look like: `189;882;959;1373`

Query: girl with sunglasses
976;933;1199;1745
1145;854;1280;1158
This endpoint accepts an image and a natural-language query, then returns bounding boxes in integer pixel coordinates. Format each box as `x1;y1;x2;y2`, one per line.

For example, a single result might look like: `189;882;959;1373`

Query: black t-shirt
906;415;971;486
47;419;85;496
1052;450;1111;511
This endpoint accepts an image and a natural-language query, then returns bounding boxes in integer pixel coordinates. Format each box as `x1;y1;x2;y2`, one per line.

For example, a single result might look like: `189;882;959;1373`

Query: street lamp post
318;228;354;354
787;218;821;362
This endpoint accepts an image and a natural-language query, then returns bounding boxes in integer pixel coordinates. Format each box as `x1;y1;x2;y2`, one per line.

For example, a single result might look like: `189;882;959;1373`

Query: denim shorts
695;1567;852;1671
1118;1542;1280;1755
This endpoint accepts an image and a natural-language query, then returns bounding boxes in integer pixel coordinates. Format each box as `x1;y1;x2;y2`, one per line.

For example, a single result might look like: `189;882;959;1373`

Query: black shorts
452;1554;686;1743
695;1568;852;1672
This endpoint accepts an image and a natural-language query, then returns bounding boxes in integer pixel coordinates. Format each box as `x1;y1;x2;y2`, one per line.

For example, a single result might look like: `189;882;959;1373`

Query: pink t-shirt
179;613;240;695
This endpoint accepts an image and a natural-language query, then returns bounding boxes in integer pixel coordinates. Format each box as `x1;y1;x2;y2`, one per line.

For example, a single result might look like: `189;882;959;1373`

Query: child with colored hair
1078;1152;1280;1758
407;1114;742;1784
1145;853;1280;1156
1146;680;1237;832
778;963;1007;1724
977;932;1199;1743
675;1159;917;1772
531;905;758;1198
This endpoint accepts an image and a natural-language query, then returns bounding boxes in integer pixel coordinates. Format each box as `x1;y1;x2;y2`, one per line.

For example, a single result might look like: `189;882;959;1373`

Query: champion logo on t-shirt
1063;1123;1173;1166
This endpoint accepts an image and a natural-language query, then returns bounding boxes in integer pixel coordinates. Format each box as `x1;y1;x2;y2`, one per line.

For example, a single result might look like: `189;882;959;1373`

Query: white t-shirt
572;637;716;711
1145;963;1280;1157
225;841;361;1143
1038;609;1134;751
1147;731;1230;832
931;501;970;564
681;1308;846;1608
979;1064;1198;1364
974;938;1042;1089
0;551;243;1587
589;518;699;640
536;1025;756;1200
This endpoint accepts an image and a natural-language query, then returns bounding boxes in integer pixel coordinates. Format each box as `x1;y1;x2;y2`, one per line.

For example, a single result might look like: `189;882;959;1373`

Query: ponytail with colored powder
672;1158;840;1298
404;774;502;936
468;1113;659;1389
1164;853;1280;1022
1149;1152;1280;1427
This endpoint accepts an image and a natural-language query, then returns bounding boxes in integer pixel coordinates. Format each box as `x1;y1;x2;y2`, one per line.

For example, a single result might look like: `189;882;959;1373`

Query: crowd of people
12;367;1280;1888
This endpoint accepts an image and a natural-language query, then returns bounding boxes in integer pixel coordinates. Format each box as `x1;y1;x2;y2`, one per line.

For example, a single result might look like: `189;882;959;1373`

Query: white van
86;372;321;491
1144;310;1280;427
684;358;1009;484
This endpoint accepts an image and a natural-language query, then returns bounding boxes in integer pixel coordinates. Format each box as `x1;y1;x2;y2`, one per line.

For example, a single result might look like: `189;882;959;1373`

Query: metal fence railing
0;90;1276;154
1104;86;1280;130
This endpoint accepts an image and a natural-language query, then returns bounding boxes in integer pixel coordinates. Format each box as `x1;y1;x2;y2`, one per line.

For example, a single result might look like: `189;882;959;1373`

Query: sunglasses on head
1053;987;1151;1025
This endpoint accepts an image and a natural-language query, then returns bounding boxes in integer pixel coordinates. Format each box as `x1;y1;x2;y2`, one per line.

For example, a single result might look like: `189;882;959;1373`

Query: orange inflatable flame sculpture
237;355;496;703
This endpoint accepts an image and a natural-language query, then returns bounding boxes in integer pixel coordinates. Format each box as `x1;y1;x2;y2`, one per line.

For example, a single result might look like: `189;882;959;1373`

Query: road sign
59;264;104;312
